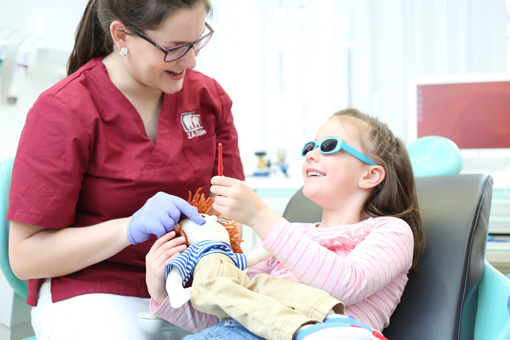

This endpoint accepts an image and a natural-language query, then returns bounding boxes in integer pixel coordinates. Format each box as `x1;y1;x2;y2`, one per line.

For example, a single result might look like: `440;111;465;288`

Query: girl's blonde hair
332;108;425;271
175;188;243;253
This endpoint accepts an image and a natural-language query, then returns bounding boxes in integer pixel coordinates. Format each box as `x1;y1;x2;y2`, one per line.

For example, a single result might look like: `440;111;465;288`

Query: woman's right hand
127;192;206;245
146;231;187;306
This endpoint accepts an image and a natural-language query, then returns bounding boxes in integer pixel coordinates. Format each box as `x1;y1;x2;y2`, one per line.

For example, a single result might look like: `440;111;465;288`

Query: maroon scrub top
7;57;245;306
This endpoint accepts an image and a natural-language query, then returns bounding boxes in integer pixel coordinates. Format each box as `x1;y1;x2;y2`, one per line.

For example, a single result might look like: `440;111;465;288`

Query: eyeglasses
127;22;214;62
301;137;378;165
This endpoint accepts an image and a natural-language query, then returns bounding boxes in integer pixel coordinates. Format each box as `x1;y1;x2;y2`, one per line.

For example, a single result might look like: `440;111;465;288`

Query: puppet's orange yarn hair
175;188;244;253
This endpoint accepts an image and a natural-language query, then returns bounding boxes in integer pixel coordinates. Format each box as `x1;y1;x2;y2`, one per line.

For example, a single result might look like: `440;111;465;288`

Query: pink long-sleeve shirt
151;216;414;332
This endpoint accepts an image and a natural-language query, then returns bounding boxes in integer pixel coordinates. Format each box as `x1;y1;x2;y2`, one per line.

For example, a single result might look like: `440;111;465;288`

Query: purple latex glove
127;192;206;245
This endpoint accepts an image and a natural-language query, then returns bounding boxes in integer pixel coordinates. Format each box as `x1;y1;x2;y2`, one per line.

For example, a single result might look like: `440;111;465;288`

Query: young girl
146;108;425;339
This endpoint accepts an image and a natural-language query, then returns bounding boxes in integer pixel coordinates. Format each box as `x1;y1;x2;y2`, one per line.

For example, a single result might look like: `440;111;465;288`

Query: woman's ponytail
67;0;111;75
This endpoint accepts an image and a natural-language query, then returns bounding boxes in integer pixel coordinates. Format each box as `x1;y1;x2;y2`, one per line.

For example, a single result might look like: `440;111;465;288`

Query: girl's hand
145;231;186;305
210;176;281;240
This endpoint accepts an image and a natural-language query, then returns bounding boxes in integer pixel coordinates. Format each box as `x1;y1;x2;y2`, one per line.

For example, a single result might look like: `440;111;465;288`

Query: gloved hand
127;192;206;245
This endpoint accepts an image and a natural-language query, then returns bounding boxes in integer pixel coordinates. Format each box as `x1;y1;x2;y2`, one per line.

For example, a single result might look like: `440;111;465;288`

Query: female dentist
7;0;244;339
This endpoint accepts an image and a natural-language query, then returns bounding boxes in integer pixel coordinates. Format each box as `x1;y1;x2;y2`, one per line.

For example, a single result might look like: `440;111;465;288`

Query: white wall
0;0;88;161
197;0;351;176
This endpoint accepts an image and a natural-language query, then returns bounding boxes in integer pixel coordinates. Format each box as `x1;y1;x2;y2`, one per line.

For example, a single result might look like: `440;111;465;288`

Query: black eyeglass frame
127;22;214;62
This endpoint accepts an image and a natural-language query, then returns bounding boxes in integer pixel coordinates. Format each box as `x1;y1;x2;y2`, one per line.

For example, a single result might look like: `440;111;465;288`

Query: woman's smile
166;69;185;80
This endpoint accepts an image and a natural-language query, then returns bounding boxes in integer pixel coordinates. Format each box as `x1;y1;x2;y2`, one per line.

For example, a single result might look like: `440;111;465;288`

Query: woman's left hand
145;231;186;305
210;176;281;240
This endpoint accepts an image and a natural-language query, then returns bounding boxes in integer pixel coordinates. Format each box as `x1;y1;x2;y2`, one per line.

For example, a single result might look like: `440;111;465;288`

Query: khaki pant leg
246;273;344;318
190;254;343;340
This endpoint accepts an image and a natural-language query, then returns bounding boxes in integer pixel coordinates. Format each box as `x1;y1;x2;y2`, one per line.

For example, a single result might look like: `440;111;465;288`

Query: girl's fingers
212;194;227;207
152;230;176;247
163;244;186;262
210;184;228;197
210;176;240;196
152;232;185;252
148;232;185;265
163;250;184;267
211;175;234;185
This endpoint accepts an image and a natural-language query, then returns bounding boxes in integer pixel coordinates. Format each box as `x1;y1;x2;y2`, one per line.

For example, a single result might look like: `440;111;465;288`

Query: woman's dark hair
67;0;212;75
331;108;425;271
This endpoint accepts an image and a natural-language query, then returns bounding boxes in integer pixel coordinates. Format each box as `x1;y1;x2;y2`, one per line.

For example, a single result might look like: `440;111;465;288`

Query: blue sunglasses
301;137;378;166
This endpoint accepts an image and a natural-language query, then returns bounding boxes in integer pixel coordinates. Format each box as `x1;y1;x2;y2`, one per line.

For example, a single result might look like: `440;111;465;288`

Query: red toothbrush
218;143;223;176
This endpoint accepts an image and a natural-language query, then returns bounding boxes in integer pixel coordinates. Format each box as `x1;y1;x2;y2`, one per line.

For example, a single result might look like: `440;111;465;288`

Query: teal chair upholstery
407;136;462;177
474;261;510;340
0;157;36;340
0;157;28;299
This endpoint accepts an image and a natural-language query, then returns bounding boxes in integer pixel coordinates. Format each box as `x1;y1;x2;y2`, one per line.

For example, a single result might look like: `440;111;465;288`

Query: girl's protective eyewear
301;137;378;166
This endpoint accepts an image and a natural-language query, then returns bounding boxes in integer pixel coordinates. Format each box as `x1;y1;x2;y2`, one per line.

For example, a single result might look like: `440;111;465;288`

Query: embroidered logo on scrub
181;112;206;139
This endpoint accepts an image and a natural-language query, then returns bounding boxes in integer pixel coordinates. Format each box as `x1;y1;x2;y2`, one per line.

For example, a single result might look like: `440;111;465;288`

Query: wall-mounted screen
408;73;510;150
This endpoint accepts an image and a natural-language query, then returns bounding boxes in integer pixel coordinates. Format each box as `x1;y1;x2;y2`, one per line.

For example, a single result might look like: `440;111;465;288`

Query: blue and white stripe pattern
164;240;247;287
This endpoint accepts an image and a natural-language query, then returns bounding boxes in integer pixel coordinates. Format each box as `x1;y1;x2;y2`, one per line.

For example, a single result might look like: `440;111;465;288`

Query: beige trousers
190;253;344;340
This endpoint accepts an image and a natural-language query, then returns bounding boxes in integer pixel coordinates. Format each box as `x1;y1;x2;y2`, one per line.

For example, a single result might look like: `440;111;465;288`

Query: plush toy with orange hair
164;189;270;308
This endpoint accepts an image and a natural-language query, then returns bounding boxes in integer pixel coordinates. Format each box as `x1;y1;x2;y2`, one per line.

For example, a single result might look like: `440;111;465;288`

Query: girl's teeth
308;171;323;177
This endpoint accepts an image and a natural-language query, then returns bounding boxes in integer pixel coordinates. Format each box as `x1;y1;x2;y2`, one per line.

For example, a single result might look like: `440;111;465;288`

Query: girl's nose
305;148;320;162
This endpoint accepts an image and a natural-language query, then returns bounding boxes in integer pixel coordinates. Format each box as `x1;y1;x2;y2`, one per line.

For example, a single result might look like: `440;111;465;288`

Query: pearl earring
119;47;128;57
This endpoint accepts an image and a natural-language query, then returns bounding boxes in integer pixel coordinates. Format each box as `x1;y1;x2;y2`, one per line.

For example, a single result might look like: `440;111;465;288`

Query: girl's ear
359;165;385;189
109;20;130;51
